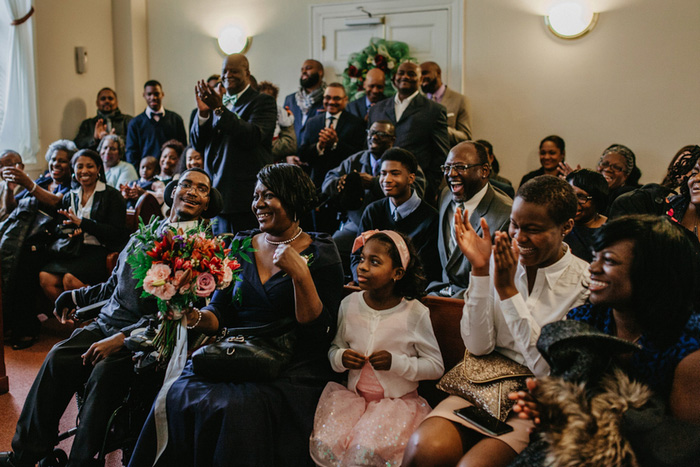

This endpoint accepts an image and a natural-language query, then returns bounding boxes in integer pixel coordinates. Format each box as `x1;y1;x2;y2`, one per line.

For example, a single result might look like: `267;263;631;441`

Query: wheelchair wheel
38;448;68;467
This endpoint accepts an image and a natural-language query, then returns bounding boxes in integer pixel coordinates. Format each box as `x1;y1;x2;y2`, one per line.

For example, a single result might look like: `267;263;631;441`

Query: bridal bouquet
127;219;254;360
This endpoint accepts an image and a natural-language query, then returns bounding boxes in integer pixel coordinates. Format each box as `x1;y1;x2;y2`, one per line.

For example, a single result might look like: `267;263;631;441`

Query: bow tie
222;94;238;107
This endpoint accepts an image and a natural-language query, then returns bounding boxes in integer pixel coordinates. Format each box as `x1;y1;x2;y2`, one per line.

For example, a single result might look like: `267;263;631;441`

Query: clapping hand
93;119;116;141
493;232;519;300
58;207;82;228
195;79;223;116
317;127;338;151
557;161;580;179
454;207;492;274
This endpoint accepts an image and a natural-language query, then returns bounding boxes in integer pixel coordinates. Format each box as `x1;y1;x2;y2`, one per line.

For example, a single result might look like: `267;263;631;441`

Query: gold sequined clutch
437;350;533;421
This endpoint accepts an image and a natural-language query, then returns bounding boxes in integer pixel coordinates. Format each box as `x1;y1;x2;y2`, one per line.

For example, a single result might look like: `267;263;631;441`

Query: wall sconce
545;1;599;40
218;25;252;54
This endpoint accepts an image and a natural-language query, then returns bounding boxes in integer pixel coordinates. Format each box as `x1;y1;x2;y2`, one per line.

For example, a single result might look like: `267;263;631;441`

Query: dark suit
191;87;277;234
283;92;325;144
368;94;449;200
298;111;366;189
427;184;512;298
346;95;387;120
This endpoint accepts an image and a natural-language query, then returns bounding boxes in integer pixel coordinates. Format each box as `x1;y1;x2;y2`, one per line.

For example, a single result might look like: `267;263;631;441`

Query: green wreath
342;37;416;101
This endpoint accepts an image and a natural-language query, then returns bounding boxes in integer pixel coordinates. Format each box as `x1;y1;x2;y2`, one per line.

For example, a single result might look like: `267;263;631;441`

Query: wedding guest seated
121;155;160;209
404;175;590;467
476;139;514;198
0;144;75;350
519;135;565;187
350;148;441;283
39;149;128;304
322;121;426;275
0;168;222;467
510;215;700;467
174;146;204;174
0;140;75;349
427;141;512;298
666;156;700;241
146;139;184;207
597;144;640;210
127;163;344;467
99;134;138;188
564;169;609;262
610;145;700;219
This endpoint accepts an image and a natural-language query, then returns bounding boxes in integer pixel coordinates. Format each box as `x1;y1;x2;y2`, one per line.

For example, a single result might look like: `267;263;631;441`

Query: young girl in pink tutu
310;230;444;466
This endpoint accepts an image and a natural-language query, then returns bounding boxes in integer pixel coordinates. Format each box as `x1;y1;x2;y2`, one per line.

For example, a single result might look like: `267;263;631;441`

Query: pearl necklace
265;227;303;245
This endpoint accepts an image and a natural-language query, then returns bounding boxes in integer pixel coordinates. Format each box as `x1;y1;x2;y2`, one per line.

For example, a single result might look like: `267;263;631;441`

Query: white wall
33;0;115;174
465;0;700;185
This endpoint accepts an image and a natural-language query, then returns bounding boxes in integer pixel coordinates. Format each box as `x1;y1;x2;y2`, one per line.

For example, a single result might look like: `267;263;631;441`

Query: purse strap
219;317;296;340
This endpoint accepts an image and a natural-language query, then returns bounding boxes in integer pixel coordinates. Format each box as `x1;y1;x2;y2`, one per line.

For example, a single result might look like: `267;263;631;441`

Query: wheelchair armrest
74;300;110;322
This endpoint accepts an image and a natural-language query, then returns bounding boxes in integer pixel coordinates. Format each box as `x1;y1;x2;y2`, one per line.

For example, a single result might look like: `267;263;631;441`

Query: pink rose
143;264;177;300
195;272;216;297
174;270;192;294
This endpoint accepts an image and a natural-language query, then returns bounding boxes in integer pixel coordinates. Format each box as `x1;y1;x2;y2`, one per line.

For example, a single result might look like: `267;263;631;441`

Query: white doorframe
309;0;465;92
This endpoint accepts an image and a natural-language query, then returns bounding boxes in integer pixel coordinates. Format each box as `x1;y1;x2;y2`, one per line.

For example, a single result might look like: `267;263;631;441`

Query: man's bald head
363;68;386;104
221;53;251;95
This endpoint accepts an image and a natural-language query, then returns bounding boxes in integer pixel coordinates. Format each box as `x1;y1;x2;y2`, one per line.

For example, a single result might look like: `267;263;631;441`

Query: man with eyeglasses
427;141;512;298
192;53;277;235
322;121;426;275
1;169;223;467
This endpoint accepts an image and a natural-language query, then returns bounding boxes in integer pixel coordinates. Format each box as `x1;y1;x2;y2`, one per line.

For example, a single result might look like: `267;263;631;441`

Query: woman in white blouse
404;175;590;467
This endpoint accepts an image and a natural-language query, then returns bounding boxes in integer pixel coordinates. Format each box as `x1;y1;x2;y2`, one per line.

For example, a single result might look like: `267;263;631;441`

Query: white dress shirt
329;292;445;398
394;90;420;122
460;244;590;377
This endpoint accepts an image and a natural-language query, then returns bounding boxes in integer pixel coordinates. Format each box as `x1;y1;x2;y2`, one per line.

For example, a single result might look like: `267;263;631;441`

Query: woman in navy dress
129;163;344;467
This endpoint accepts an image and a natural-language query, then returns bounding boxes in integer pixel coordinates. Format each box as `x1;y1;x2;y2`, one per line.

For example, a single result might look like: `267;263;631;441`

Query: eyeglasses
576;194;593;204
367;130;393;138
178;180;209;195
440;163;484;174
598;161;626;173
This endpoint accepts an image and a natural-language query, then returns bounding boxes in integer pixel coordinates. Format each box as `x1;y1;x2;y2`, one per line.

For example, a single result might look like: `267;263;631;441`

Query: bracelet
186;309;202;330
29;182;37;193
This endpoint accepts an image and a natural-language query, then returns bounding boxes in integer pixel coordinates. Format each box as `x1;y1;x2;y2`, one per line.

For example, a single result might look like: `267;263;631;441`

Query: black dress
129;231;344;467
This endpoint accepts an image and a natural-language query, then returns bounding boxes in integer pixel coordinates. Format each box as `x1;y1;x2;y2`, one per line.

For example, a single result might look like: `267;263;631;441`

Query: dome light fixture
545;1;599;40
217;25;252;55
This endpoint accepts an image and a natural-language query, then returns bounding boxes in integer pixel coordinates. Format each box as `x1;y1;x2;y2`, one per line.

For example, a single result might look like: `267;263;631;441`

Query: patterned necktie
222;93;238;108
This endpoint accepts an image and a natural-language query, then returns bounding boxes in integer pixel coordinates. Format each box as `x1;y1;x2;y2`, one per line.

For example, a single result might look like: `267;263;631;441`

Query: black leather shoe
11;336;37;351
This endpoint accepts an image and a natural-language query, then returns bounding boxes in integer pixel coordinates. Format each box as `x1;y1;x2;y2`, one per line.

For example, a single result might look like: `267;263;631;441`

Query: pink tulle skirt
309;377;431;466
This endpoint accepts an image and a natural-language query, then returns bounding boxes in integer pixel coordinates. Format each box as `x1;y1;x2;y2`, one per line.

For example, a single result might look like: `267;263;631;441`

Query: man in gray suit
420;61;472;146
368;61;449;203
427;141;512;298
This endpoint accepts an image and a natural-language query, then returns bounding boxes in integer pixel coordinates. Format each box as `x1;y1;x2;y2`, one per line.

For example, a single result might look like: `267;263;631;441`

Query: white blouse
460;245;590;377
329;292;445;399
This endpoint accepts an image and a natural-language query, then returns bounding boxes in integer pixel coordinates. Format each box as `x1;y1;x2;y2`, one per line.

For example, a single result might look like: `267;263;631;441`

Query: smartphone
454;406;514;436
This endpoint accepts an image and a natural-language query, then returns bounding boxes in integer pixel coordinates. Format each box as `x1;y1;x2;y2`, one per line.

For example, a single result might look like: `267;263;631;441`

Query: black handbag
191;318;297;382
47;193;84;259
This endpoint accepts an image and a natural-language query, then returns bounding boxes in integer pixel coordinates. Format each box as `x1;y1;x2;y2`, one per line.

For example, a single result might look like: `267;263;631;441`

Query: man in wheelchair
1;169;223;467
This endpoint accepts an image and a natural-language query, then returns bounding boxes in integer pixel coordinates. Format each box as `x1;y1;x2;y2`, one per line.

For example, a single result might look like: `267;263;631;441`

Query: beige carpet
1;319;122;466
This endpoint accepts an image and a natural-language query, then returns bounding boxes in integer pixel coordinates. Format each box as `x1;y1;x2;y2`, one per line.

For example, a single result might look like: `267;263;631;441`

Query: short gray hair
45;139;77;164
97;134;125;160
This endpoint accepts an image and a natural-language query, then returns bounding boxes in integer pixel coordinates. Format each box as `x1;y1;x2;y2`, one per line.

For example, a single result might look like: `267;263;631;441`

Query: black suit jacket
368;94;449;197
298;111;366;189
191;88;277;214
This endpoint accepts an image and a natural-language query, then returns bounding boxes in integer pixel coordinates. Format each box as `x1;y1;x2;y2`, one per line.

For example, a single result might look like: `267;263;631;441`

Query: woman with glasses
596;144;639;208
519;135;566;187
564;169;609;262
